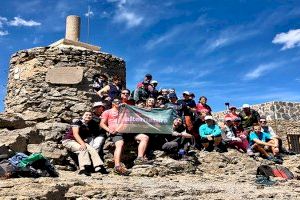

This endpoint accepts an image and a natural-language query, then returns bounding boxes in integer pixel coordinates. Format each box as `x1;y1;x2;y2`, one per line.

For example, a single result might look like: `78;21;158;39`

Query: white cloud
114;9;143;28
8;17;41;27
272;29;300;50
244;63;279;80
0;30;8;36
85;11;94;17
0;16;8;28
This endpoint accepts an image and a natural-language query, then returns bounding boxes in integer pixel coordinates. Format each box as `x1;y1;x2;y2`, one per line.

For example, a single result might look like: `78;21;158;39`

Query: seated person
100;99;151;176
196;96;212;115
199;115;224;152
162;118;193;157
120;89;135;105
62;111;108;176
249;124;281;163
225;106;238;120
259;116;290;154
97;75;121;101
222;117;248;152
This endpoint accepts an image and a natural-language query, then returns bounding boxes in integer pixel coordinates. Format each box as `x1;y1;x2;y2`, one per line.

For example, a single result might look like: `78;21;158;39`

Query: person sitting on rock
100;98;151;175
199;115;224;152
62;111;108;176
164;93;182;117
222;117;248;152
248;124;282;163
97;75;121;101
162;118;193;158
92;74;108;92
133;81;151;103
259;116;290;155
238;104;260;131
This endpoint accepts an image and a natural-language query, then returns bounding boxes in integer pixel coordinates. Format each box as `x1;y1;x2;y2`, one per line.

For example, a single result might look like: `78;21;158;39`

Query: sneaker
134;157;154;165
114;165;130;176
255;175;276;186
78;169;91;176
247;148;254;157
266;156;283;164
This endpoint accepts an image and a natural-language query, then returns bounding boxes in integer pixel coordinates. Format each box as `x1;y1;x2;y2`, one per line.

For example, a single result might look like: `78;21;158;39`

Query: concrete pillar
65;15;80;41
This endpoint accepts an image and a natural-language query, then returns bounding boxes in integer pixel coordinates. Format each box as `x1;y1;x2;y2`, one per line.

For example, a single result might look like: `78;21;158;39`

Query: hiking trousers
62;139;104;170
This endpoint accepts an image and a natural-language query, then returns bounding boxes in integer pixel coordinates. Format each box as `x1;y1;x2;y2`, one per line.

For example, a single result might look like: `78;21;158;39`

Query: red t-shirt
101;109;119;132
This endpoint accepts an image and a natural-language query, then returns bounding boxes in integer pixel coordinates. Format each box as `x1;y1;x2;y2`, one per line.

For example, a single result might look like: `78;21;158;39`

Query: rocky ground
1;149;300;200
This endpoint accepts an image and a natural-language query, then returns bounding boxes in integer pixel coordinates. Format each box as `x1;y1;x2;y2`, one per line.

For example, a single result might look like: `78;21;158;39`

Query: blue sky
0;0;300;112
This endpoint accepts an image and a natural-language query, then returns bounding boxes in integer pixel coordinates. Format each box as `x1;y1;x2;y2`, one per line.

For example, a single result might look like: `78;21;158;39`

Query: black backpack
257;165;294;180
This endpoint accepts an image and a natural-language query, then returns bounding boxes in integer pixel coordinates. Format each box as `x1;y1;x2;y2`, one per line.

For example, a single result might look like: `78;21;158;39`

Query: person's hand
109;130;118;135
79;144;87;151
207;135;213;141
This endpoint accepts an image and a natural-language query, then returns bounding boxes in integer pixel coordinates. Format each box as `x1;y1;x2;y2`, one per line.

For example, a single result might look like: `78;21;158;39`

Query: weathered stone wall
213;101;300;122
5;46;126;123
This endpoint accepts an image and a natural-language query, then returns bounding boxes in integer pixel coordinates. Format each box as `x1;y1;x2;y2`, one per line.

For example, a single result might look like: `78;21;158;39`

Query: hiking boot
95;165;109;174
267;156;283;164
114;165;130;176
78;169;91;176
134;157;154;165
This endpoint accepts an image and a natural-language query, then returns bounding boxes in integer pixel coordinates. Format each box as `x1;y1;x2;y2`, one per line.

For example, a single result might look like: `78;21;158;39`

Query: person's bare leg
268;140;279;156
135;134;149;158
214;136;222;146
114;140;124;166
253;143;269;157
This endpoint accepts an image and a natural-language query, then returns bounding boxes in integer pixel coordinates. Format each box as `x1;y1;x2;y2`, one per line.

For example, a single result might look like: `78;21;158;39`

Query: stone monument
5;15;126;124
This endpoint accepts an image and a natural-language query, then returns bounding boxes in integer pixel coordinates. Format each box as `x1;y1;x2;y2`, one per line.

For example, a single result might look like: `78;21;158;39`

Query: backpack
257;165;294;180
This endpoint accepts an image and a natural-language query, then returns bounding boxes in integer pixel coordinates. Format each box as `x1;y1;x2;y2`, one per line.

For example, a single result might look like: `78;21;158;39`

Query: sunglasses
122;92;129;95
260;120;267;123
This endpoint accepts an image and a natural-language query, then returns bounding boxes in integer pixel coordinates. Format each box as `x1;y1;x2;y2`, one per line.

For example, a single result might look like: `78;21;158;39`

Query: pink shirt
196;103;212;114
101;108;119;132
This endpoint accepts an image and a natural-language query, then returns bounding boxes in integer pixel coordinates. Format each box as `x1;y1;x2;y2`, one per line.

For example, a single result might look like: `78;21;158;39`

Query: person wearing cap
97;75;121;101
100;98;150;175
238;104;260;130
248;124;281;163
150;80;159;99
62;111;108;176
222;117;248;152
160;88;169;99
199;115;224;152
156;95;167;108
136;74;154;92
178;91;197;138
92;74;108;92
89;101;108;157
225;106;238;120
196;96;212;115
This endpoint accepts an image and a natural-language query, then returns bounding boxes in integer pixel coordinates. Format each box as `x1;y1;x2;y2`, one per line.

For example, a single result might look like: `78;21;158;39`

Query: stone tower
5;15;126;123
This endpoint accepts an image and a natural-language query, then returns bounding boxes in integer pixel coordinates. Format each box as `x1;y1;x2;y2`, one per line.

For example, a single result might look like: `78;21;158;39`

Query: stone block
0;113;26;129
45;67;83;84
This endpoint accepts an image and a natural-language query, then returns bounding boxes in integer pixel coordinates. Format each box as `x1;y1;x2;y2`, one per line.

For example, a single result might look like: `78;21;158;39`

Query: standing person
150;80;159;99
62;111;108;176
165;93;182;117
100;99;150;175
199;116;224;152
225;106;238;120
238;104;260;130
196;96;212;115
178;91;197;139
97;75;121;101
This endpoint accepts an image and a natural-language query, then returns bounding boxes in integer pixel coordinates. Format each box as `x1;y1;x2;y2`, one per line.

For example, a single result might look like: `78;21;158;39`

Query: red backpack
257;165;294;180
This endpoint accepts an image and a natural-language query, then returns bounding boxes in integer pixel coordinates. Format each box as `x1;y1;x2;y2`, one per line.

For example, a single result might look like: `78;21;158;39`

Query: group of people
62;73;289;176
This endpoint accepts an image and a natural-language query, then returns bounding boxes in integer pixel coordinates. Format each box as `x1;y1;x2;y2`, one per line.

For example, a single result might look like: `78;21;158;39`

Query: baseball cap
93;102;105;108
112;99;121;104
145;73;152;78
183;91;190;95
204;115;214;121
242;104;250;108
229;106;236;110
150;80;158;84
157;95;166;100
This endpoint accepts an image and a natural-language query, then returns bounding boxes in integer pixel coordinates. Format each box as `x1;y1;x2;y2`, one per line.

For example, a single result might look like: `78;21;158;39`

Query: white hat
150;80;158;84
93;102;105;108
204;115;214;121
242;104;250;108
183;91;190;95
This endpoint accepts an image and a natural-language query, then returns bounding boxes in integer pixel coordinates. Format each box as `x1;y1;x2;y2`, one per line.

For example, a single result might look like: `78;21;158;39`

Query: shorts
110;133;140;143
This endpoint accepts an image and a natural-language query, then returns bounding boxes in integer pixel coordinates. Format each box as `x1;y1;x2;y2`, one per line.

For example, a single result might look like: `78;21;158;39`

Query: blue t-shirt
199;124;222;138
249;131;272;146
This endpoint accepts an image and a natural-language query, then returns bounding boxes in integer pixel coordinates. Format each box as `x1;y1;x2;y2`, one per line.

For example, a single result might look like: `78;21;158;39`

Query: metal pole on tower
87;6;90;43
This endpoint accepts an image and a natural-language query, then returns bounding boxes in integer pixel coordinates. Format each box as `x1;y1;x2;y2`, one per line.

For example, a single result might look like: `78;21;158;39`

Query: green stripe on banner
116;104;177;134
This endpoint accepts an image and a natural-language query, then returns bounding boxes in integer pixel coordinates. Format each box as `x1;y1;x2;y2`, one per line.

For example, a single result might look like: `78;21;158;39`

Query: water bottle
178;149;185;158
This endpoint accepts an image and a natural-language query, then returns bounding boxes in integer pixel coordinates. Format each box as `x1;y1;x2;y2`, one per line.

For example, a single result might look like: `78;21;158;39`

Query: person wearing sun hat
199;115;225;152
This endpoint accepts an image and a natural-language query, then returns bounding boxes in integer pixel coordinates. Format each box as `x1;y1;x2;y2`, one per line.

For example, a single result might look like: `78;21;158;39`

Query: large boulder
0;112;26;129
0;127;43;153
35;122;69;142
